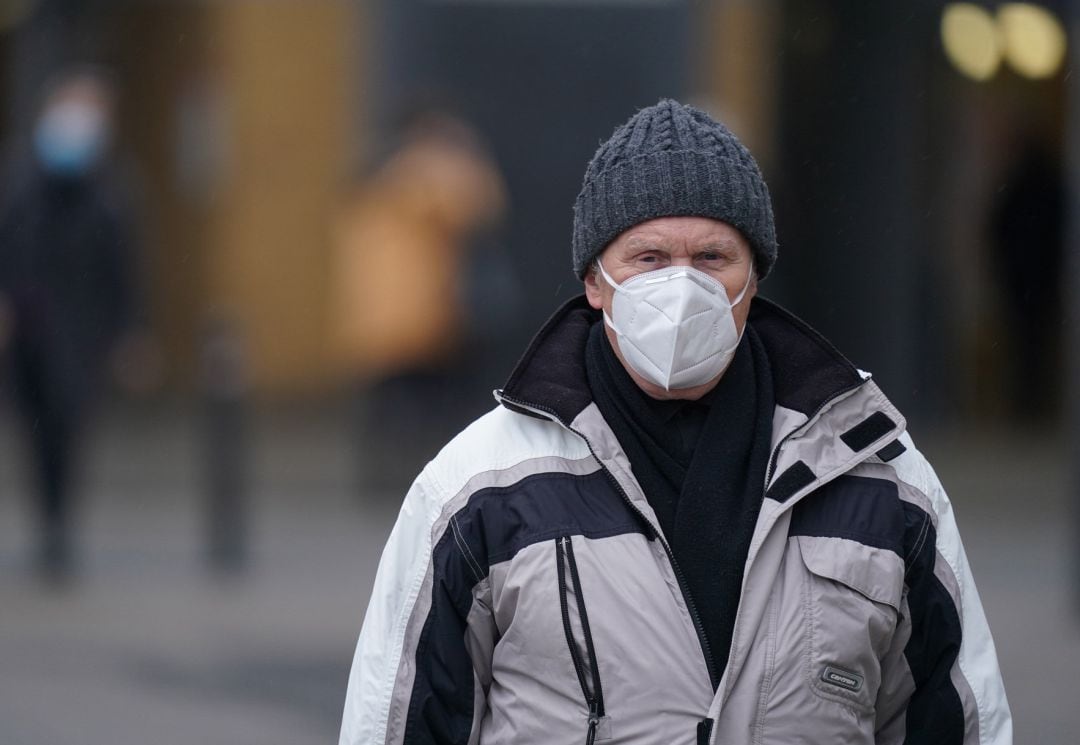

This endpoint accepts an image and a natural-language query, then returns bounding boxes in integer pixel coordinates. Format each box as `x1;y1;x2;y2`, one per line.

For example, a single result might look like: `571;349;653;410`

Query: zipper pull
696;717;714;745
585;702;600;745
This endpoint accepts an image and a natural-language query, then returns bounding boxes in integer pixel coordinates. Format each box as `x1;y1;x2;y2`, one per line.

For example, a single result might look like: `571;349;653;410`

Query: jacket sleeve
875;435;1012;745
340;470;496;745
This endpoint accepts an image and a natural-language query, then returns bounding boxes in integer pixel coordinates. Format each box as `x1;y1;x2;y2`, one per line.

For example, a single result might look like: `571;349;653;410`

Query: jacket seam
376;476;438;745
451;514;485;586
795;529;905;556
934;541;984;745
429;452;599;518
752;583;780;745
905;513;931;566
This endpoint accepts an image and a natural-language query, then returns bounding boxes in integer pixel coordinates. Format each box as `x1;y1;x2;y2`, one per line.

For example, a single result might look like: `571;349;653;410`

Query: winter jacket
340;296;1011;745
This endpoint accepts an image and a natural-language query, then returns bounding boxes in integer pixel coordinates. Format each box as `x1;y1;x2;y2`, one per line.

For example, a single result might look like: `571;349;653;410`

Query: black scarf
585;321;774;682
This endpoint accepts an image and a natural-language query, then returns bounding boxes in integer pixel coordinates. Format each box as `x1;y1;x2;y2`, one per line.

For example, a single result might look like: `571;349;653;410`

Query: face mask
596;259;754;391
33;101;108;177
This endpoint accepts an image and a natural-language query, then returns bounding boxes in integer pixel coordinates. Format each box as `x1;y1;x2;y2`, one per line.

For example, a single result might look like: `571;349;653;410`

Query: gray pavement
1;399;1077;744
0;399;401;745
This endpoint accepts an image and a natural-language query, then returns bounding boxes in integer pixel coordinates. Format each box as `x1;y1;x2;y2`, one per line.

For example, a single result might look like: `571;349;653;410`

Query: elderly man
340;100;1011;745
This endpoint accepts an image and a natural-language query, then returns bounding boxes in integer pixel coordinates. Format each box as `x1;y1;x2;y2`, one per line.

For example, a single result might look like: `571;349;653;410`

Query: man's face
583;216;758;401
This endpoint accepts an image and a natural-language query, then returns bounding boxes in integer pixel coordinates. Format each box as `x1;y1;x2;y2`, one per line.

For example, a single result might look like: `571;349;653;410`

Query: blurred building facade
0;0;1072;435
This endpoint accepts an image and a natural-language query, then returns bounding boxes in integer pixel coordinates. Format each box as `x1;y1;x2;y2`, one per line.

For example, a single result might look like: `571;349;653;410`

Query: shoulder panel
423;406;594;500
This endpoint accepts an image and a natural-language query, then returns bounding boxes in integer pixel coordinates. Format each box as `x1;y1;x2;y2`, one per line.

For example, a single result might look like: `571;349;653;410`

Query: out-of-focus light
941;3;1002;81
999;3;1066;79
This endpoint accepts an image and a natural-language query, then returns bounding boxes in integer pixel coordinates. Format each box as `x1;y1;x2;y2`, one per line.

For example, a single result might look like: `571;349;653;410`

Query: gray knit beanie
572;99;777;279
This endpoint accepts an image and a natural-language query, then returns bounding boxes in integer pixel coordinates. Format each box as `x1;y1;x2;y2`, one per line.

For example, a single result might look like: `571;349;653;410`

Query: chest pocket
797;534;904;713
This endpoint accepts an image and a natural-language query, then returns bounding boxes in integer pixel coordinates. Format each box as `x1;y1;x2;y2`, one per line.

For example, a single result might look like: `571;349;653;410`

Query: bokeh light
941;3;1002;82
999;3;1066;79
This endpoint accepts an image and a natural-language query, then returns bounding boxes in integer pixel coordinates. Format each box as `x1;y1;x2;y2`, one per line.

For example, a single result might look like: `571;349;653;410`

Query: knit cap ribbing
572;99;777;279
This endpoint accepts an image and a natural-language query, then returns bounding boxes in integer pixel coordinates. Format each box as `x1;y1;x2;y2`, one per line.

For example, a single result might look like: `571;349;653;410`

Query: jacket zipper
497;392;720;690
556;535;605;744
589;461;720;690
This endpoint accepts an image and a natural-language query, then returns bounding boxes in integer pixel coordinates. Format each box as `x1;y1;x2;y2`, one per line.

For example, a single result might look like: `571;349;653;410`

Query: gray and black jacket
340;296;1011;745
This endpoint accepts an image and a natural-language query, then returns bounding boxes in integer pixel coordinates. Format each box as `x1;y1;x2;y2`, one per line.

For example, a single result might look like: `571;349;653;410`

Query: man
340;99;1011;744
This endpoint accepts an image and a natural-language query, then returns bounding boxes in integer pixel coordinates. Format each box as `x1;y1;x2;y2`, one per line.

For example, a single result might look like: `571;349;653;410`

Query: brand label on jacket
820;665;863;692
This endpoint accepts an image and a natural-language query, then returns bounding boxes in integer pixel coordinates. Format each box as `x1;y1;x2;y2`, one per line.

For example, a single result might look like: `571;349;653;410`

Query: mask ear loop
724;261;756;359
594;259;627;296
593;261;624;334
730;261;755;308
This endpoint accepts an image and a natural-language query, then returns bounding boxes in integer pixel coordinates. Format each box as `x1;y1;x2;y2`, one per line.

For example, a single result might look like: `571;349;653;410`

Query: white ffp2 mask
596;260;754;391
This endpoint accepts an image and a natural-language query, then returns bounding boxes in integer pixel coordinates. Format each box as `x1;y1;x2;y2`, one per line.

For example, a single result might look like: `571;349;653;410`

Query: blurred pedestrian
988;130;1065;424
340;100;1011;744
0;67;145;580
330;106;507;492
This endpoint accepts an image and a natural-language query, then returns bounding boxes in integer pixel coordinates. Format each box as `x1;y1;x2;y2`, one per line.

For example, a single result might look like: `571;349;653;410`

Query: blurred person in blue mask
0;66;148;581
339;100;1011;744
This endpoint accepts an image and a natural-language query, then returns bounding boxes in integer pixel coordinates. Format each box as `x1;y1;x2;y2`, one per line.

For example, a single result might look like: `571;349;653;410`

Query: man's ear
584;265;604;310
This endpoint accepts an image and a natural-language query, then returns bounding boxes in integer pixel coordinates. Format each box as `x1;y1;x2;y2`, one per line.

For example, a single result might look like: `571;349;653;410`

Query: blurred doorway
774;1;1067;429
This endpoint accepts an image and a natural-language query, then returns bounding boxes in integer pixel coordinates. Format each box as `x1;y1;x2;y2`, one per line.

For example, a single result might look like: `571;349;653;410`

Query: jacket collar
497;294;868;424
495;295;596;424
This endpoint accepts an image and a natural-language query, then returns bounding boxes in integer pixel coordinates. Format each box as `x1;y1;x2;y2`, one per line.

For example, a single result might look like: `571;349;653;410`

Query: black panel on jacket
405;468;648;742
902;512;966;744
877;439;907;462
839;411;897;452
788;475;906;556
405;523;481;744
453;470;648;569
765;461;816;503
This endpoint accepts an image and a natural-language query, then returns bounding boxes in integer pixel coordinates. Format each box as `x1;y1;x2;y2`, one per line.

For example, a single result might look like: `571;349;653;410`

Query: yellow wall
116;4;211;385
116;1;358;395
701;0;780;169
206;1;354;392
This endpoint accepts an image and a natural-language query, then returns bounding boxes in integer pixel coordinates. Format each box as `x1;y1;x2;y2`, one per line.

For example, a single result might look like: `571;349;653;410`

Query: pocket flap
797;535;904;611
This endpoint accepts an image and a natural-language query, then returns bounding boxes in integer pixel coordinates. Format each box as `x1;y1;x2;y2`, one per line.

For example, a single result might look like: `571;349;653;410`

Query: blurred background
0;0;1076;742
